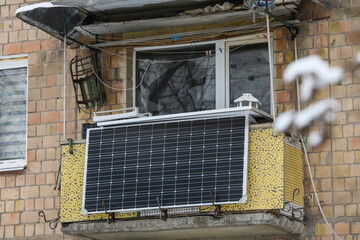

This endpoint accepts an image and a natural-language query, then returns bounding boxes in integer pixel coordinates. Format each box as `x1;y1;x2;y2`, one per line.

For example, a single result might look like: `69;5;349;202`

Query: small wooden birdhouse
234;93;261;108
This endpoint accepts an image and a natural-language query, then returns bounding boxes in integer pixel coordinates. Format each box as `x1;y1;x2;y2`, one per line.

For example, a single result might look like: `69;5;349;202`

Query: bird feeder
234;93;261;108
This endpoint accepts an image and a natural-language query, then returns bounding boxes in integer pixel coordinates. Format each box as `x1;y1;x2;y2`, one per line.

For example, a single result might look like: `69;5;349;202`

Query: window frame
0;54;28;172
133;34;274;116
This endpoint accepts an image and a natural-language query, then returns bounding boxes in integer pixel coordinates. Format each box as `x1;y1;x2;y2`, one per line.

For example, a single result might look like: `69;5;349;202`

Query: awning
16;0;300;46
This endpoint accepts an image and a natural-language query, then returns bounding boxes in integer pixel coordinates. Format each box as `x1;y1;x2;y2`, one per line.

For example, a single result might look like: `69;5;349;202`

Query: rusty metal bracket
102;200;116;224
157;196;168;221
303;192;313;221
283;188;304;220
210;190;222;218
310;197;325;219
304;193;312;205
38;211;60;230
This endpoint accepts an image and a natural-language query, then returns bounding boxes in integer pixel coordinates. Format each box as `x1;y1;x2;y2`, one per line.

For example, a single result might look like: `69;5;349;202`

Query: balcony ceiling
16;0;299;45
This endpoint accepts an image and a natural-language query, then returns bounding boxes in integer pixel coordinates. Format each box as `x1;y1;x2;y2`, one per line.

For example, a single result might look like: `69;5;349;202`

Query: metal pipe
63;9;67;141
266;14;276;122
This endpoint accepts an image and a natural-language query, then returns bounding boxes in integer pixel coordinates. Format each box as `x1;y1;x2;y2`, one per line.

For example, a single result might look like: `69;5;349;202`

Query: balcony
59;108;305;239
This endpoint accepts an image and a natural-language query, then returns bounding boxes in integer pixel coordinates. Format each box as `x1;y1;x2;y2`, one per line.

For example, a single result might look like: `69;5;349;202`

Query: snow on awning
15;2;63;15
16;2;86;44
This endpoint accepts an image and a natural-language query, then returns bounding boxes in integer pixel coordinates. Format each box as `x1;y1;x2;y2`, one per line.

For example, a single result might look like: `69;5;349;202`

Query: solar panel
82;114;249;214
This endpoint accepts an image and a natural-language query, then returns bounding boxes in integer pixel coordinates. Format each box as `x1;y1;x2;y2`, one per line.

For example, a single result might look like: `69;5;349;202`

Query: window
226;40;271;113
134;34;272;116
0;55;28;172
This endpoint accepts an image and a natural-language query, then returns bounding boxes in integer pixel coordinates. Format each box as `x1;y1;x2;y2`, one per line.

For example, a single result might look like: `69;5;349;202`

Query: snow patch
275;99;339;143
274;111;294;133
283;55;343;102
15;2;65;15
308;131;323;147
294;99;339;129
275;55;341;147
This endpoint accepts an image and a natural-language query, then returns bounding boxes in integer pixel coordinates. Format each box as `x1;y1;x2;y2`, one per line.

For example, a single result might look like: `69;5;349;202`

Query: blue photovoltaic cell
84;116;246;213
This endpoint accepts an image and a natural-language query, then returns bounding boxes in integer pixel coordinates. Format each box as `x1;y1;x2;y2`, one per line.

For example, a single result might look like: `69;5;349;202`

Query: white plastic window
134;34;272;116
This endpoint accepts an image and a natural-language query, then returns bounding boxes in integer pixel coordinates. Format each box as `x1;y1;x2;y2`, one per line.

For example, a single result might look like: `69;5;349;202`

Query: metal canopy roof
75;5;297;36
53;0;225;15
16;0;299;45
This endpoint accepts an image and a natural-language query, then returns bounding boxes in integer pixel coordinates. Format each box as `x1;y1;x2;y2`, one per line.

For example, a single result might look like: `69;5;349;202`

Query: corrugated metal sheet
284;142;304;206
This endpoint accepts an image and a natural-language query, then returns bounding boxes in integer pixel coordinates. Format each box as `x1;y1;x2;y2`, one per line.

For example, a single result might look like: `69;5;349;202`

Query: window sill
0;159;26;172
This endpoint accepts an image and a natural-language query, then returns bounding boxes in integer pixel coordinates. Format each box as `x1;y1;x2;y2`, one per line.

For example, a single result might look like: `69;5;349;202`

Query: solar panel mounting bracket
157;196;168;221
102;200;116;224
210;190;222;218
93;107;152;123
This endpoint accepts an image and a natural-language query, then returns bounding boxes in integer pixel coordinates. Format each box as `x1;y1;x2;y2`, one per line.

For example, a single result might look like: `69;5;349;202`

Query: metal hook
292;188;300;203
38;211;60;230
304;193;312;202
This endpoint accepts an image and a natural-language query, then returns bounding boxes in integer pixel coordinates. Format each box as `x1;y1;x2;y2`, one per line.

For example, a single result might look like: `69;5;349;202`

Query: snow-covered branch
275;55;343;147
283;55;342;102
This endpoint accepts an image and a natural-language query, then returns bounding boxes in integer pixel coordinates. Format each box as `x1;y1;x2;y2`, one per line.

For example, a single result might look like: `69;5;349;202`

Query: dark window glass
136;44;216;115
229;42;270;113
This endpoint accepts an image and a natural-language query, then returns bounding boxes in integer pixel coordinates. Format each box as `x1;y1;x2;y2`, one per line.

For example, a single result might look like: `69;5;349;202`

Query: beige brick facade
0;0;75;238
1;0;360;239
272;1;360;239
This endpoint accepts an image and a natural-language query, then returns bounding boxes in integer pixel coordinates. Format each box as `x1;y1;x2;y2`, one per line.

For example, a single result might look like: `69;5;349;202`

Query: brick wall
0;1;133;238
2;0;360;239
0;0;79;238
273;0;360;239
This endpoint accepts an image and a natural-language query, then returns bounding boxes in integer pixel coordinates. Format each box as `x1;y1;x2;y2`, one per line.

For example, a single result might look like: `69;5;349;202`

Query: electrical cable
84;38;259;93
77;18;276;105
87;51;152;91
293;37;341;240
88;36;264;64
301;136;341;240
75;34;267;113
